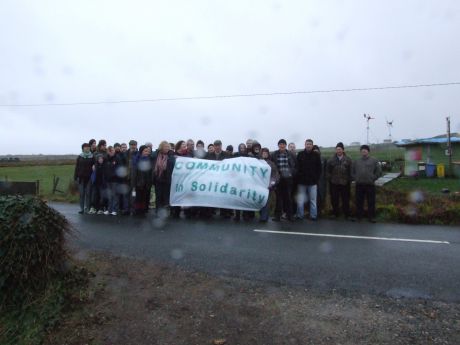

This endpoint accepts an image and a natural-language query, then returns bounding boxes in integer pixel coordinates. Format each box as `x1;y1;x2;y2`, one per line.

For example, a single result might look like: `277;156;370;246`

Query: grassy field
0;164;76;201
319;145;405;160
384;176;460;195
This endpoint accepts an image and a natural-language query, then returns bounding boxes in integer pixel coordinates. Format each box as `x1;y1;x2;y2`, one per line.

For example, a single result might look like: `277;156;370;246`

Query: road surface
51;202;460;302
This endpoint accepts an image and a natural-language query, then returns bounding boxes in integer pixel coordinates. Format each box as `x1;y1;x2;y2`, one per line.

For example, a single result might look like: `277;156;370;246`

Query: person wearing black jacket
74;143;94;214
131;145;153;215
103;146;121;215
296;139;322;220
152;141;175;216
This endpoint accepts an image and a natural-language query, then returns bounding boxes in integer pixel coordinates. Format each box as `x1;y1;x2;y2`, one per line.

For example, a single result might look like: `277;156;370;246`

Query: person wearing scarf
152;141;175;216
74;143;94;214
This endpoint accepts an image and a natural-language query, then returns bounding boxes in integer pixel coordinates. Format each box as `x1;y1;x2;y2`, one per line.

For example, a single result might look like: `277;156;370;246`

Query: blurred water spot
117;183;129;195
138;160;151;172
290;133;301;143
44;92;55;102
246;130;259;141
222;236;234;247
201;116;211;126
171;249;184;260
212;289;225;300
151;208;169;228
259;105;269;115
272;2;282;11
319;241;333;254
422;90;435;101
19;212;33;225
62;66;74;75
34;67;45;76
336;28;348;41
184;35;195;44
386;287;431;299
402;50;413;61
408;190;424;203
404;205;417;217
116;166;128;178
33;55;43;63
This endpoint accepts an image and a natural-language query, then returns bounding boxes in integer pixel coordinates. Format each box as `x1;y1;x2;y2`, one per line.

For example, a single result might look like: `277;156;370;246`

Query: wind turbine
386;119;394;142
363;114;375;145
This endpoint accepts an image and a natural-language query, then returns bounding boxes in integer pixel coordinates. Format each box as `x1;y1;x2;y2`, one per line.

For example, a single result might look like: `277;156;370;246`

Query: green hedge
0;196;70;309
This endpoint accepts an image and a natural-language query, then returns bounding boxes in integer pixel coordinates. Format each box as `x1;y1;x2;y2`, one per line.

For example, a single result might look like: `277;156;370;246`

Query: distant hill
0;155;77;161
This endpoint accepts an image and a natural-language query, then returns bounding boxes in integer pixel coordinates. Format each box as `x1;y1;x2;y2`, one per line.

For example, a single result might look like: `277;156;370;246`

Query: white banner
170;156;271;211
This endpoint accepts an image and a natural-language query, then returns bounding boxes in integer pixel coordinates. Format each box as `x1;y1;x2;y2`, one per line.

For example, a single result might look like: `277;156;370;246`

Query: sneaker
111;211;117;216
103;210;109;215
88;208;96;214
97;210;104;215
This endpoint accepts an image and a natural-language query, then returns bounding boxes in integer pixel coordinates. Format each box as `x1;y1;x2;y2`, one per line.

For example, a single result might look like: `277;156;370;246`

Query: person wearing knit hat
352;144;382;223
270;139;297;221
326;141;353;220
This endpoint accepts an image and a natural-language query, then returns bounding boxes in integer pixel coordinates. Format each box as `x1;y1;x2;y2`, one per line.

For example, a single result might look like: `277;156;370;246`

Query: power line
1;81;460;108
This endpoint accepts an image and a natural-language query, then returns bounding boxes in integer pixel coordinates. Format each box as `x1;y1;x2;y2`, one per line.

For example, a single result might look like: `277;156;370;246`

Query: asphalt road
52;203;460;302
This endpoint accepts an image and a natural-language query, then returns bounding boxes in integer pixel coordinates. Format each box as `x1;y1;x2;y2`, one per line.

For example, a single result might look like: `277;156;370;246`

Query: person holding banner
171;141;188;218
233;143;250;221
152;141;175;217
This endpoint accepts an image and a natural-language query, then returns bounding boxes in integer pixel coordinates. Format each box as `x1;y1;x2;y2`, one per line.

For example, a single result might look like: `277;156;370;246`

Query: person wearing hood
74;143;94;214
327;142;353;220
131;145;153;215
259;148;280;222
352;145;382;223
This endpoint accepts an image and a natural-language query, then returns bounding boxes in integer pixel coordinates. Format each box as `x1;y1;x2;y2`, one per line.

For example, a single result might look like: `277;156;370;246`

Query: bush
0;195;71;309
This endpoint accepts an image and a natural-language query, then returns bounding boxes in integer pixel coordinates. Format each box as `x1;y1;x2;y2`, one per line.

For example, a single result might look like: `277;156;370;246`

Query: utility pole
447;116;452;174
363;114;375;145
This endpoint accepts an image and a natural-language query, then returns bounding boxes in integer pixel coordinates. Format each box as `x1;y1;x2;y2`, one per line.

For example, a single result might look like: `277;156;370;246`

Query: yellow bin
437;164;445;178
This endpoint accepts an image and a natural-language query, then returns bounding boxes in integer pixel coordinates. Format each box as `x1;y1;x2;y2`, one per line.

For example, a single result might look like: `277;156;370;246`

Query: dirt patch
47;251;460;345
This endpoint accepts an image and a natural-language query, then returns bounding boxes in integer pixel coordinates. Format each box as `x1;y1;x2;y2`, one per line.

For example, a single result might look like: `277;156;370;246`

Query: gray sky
1;0;459;154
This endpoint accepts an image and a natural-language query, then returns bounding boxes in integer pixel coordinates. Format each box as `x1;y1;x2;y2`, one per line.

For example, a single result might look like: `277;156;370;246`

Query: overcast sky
1;0;459;154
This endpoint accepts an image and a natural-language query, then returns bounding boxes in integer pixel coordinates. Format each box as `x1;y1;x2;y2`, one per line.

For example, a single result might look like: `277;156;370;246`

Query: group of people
74;137;382;222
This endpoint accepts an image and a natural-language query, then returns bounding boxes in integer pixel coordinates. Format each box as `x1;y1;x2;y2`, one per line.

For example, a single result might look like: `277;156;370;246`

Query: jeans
78;179;91;212
296;184;317;219
107;182;119;213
